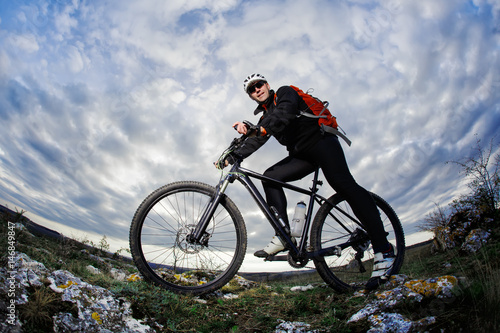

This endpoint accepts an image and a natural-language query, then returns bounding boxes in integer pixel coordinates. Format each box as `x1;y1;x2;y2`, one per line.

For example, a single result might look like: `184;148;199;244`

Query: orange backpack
290;85;351;146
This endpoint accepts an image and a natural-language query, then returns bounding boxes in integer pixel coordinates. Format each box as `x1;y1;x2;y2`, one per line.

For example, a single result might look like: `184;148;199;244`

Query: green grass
399;230;500;332
1;207;499;332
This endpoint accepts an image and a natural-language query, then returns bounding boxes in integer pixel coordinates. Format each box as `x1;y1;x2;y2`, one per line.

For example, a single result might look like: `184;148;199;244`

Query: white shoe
370;252;395;278
365;244;396;290
254;236;286;258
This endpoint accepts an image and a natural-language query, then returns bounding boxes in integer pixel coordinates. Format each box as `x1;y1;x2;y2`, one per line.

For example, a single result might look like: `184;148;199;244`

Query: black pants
262;135;390;253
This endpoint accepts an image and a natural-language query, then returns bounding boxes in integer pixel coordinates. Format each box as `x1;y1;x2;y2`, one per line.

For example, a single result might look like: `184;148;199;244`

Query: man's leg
262;156;316;226
303;136;395;289
305;136;390;252
254;156;315;258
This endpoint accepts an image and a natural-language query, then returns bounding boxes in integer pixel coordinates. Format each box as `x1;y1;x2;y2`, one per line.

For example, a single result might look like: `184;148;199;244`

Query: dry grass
20;286;60;331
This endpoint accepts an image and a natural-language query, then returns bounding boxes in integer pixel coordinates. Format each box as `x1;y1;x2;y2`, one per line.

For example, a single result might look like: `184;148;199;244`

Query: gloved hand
232;120;263;137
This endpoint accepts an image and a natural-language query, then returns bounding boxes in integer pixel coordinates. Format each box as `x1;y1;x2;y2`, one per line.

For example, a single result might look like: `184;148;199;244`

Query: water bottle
290;201;306;237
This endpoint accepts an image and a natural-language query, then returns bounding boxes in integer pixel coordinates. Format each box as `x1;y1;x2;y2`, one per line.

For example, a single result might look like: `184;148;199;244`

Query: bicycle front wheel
311;192;405;292
129;181;247;295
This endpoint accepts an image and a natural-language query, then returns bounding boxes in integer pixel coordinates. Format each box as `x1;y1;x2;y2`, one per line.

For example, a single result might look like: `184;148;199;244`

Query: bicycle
129;130;405;295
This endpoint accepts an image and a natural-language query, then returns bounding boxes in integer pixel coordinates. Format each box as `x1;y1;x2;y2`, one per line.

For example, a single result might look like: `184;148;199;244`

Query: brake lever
242;120;261;137
242;120;255;129
228;120;259;153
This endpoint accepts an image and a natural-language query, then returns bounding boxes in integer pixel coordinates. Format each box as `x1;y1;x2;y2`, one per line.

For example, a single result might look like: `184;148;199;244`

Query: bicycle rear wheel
310;192;405;292
129;181;247;295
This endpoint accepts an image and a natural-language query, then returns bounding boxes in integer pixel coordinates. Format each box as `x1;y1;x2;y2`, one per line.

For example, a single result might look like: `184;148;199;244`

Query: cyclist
220;73;396;290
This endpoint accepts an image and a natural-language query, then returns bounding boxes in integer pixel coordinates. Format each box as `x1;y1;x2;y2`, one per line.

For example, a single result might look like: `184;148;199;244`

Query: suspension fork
187;173;234;245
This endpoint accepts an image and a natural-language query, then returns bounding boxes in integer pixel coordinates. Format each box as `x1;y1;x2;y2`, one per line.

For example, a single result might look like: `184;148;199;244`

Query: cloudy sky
1;0;499;272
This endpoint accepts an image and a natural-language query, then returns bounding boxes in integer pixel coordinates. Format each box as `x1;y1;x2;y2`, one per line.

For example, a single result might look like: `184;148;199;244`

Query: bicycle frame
129;128;406;295
188;159;365;262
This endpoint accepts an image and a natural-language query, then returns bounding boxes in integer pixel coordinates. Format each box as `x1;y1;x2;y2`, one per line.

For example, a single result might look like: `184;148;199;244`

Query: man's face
248;81;271;103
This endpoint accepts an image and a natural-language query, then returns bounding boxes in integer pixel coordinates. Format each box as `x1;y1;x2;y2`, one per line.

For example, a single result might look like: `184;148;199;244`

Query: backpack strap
298;110;352;146
320;124;352;146
299;110;328;119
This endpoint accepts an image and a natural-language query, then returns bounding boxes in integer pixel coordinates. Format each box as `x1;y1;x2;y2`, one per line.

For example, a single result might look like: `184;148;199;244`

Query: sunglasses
247;81;266;94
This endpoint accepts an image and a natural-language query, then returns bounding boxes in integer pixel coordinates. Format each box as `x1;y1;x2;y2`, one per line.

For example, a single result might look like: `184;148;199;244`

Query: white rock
223;293;239;299
275;319;318;333
290;284;314;292
110;267;127;281
86;265;101;274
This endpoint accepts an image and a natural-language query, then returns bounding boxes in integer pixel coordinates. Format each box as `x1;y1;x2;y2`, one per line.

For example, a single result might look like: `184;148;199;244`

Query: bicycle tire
310;192;405;292
129;181;247;295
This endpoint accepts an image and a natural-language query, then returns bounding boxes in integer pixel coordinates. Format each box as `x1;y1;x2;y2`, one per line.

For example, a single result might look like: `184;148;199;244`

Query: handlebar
215;120;257;170
233;120;260;135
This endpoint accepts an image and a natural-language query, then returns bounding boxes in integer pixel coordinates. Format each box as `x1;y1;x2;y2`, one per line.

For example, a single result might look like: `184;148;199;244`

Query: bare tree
421;135;499;233
449;136;500;214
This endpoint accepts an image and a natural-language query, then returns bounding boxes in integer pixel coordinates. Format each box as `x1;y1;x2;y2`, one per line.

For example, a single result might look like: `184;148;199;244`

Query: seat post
310;167;322;192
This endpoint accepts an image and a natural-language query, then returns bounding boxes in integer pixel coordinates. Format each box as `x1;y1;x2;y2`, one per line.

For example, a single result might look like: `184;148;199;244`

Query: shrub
422;136;499;235
449;136;500;215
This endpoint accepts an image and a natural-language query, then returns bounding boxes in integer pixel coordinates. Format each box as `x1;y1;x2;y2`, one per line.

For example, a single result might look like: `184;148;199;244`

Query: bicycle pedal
264;254;288;261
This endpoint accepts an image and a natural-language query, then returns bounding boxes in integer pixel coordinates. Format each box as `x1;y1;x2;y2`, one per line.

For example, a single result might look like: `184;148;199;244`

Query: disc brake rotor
176;224;203;254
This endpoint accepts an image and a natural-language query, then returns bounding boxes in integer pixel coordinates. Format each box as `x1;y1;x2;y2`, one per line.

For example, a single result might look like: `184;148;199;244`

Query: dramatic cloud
1;0;499;271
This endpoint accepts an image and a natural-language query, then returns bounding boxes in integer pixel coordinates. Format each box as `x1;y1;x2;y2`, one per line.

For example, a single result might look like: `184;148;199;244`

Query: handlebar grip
243;120;255;128
234;121;258;136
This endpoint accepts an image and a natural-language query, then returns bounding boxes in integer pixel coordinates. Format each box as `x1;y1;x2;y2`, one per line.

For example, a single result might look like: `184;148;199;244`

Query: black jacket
231;85;324;161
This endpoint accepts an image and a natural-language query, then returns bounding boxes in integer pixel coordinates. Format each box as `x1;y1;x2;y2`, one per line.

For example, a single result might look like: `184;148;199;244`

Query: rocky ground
0;232;468;333
0;205;495;332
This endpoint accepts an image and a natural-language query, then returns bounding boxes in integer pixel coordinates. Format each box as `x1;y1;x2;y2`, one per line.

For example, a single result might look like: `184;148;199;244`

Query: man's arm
259;86;300;136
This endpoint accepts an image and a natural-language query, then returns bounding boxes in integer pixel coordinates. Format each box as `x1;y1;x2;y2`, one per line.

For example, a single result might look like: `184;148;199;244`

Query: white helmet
243;73;267;93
